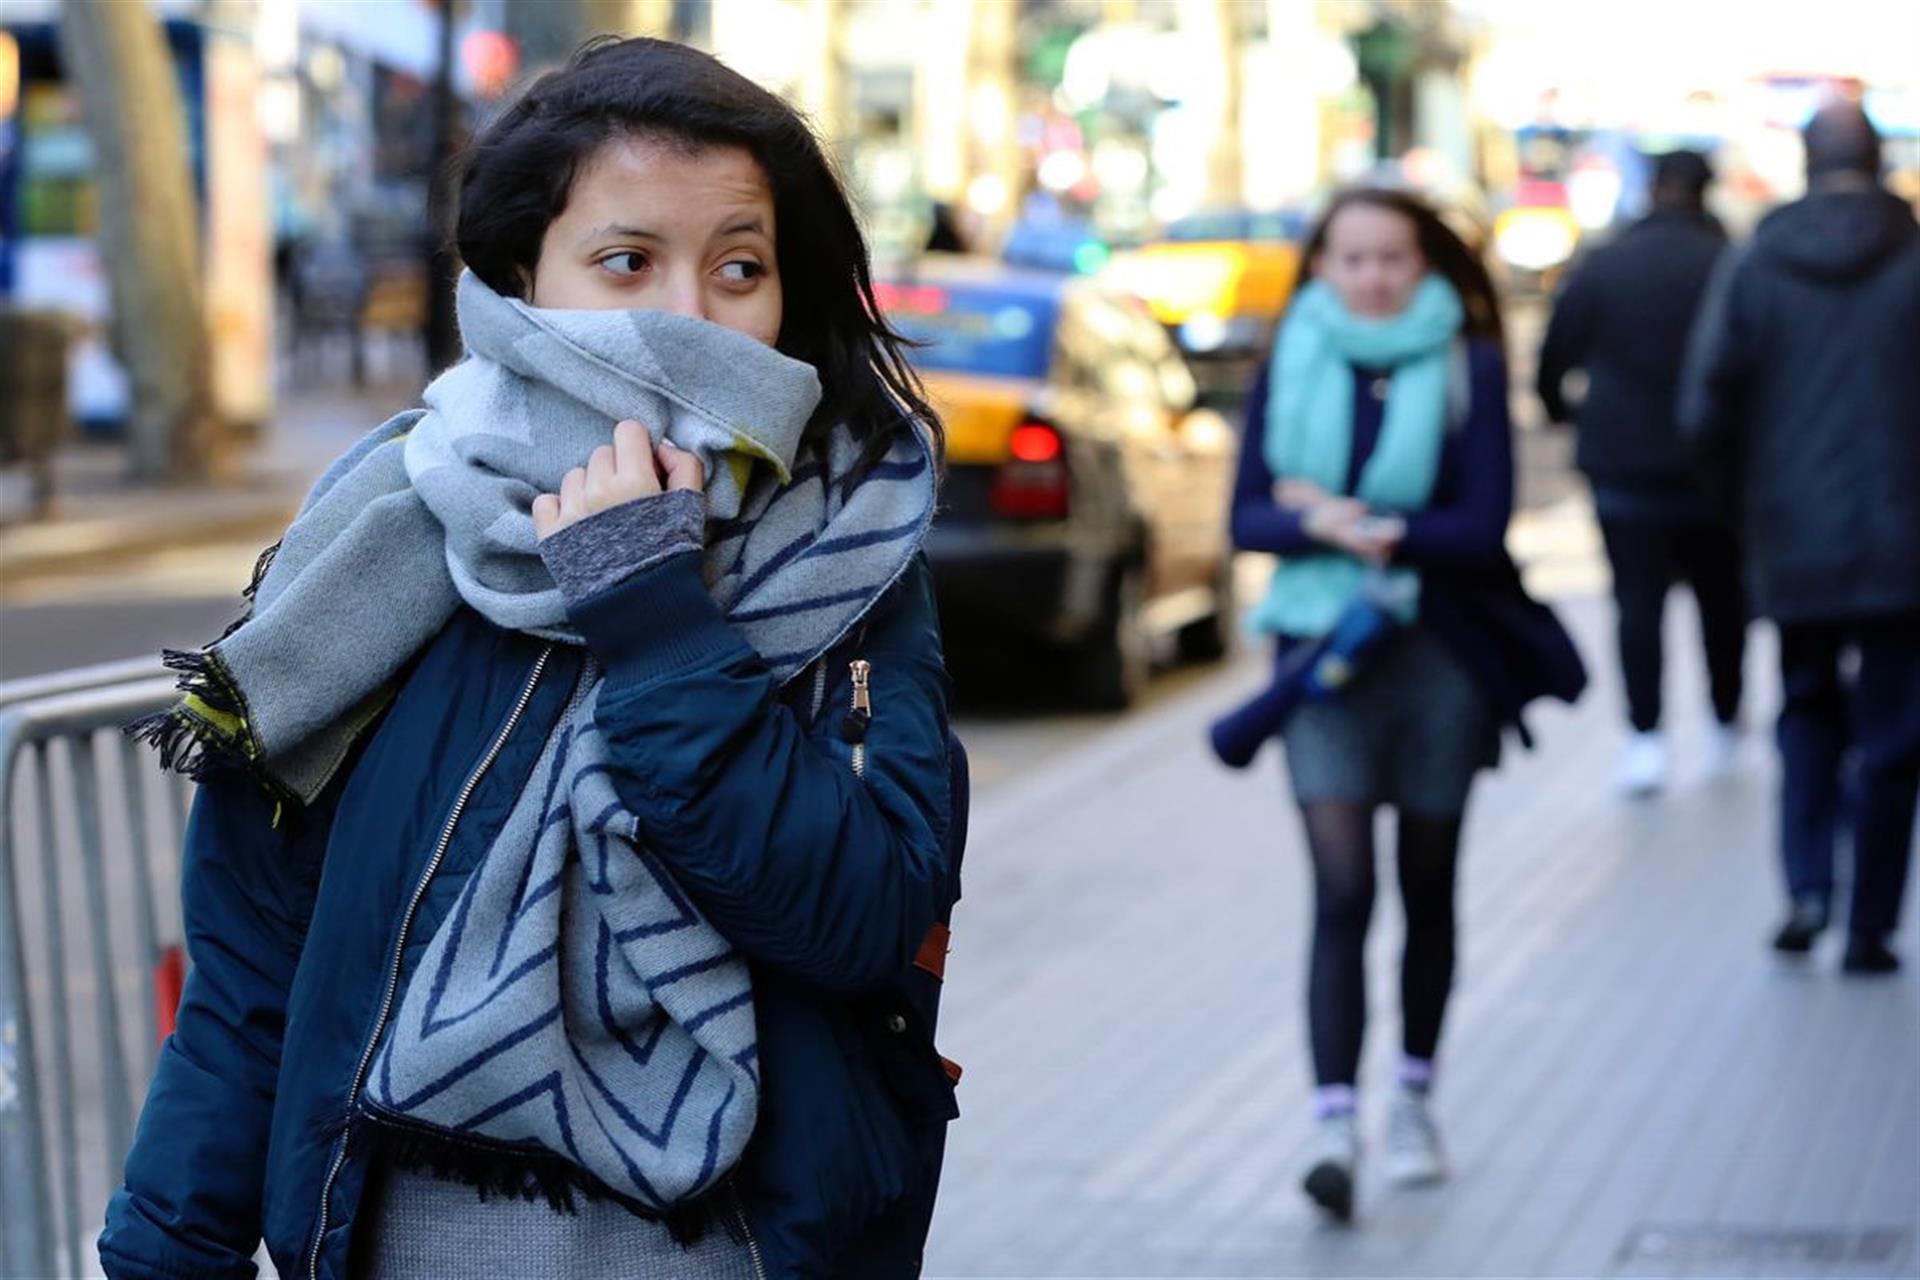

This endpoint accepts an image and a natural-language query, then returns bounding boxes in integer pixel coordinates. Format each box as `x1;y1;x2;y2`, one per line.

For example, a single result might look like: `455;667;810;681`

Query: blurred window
1117;294;1198;415
1164;209;1306;244
880;280;1058;380
1056;291;1194;414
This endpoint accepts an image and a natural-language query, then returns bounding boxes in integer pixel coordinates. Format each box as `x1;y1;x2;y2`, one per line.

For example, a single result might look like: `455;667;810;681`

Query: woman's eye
717;260;765;284
599;251;648;277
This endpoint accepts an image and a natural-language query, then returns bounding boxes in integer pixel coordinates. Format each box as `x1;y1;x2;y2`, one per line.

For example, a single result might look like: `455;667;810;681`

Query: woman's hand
533;419;704;542
1275;477;1340;510
1304;502;1404;564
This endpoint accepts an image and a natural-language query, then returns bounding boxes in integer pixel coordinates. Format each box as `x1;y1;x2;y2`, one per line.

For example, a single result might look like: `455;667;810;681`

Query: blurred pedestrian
1680;101;1920;975
104;38;962;1279
1538;150;1746;796
1230;188;1581;1221
925;200;968;254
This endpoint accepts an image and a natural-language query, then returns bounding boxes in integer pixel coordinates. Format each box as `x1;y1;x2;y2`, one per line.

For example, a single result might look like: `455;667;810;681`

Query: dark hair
1802;99;1882;179
1293;187;1504;346
450;37;940;464
1650;149;1713;205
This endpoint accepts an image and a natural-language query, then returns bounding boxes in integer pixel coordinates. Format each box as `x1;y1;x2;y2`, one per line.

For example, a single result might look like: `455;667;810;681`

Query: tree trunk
58;0;223;482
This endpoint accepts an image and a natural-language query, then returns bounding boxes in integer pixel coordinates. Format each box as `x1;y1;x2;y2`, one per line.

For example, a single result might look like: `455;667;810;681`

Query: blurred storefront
16;0;1903;441
0;0;260;432
1465;0;1920;262
0;0;542;431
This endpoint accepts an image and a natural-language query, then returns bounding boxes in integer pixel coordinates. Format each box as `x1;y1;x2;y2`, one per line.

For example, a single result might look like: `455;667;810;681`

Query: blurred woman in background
1231;188;1576;1222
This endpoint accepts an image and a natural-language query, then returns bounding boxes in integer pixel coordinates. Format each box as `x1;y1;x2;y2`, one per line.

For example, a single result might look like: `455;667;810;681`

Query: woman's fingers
535;424;700;540
531;492;561;541
1276;478;1331;509
656;440;705;493
613;419;651;478
584;444;618;507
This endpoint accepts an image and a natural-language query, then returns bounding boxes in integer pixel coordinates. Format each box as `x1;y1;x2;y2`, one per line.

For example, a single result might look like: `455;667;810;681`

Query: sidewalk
0;384;408;583
923;595;1919;1278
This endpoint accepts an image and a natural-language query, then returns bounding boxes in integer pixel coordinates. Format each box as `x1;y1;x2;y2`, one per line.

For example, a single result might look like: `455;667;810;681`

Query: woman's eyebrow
715;215;769;238
577;223;662;247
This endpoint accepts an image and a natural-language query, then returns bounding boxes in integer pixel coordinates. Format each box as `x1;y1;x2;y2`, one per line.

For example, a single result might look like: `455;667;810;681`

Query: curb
0;497;297;585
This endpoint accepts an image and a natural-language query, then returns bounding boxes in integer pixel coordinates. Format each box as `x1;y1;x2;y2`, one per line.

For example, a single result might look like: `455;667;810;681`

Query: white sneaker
1702;722;1742;781
1302;1111;1359;1221
1615;731;1669;797
1385;1088;1447;1186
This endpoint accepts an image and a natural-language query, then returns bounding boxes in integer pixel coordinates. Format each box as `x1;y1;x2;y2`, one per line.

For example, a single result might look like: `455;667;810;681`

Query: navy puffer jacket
99;549;964;1279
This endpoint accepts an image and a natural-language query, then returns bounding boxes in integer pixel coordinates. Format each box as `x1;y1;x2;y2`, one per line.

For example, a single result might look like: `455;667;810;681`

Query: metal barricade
0;661;188;1278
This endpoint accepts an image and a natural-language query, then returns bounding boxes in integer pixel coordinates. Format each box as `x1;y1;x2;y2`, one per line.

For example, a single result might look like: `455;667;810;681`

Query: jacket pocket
856;991;960;1126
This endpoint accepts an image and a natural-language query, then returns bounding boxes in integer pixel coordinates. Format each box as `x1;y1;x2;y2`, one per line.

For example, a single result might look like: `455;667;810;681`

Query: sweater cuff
568;550;755;683
537;488;706;607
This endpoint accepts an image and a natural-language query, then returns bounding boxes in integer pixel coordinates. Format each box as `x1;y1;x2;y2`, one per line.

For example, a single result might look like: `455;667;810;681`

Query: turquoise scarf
1251;275;1463;638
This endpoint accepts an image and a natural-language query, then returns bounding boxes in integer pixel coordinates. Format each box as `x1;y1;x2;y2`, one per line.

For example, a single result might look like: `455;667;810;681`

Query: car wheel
1075;563;1150;711
1177;557;1237;664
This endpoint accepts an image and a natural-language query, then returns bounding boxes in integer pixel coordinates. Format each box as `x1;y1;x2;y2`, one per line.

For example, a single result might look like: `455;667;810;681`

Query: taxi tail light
991;422;1070;520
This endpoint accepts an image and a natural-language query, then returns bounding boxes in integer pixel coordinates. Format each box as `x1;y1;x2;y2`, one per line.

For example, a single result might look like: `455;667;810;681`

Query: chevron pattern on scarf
363;428;934;1212
366;661;761;1212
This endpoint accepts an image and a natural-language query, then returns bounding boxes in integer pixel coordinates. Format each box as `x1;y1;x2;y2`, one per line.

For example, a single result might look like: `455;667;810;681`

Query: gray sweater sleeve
538;488;707;605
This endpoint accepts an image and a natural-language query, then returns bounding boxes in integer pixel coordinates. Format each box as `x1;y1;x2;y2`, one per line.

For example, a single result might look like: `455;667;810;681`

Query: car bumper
924;523;1110;645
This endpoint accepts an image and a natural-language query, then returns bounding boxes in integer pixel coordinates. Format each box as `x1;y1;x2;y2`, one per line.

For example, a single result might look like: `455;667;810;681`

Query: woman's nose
658;270;708;322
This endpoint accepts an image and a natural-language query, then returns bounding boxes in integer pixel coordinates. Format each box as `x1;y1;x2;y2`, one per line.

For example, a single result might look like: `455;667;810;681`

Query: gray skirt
358;1165;762;1279
1280;627;1496;816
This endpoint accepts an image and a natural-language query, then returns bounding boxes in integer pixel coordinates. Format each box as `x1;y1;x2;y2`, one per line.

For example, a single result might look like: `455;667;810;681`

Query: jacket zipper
730;1184;769;1280
847;659;872;779
305;646;554;1280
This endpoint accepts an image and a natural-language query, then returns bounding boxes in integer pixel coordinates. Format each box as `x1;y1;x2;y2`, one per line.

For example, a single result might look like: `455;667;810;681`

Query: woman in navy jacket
102;39;961;1280
1231;189;1575;1222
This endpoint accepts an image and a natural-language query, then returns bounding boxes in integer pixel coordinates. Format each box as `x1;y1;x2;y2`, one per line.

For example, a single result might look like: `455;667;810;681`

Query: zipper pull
840;659;872;743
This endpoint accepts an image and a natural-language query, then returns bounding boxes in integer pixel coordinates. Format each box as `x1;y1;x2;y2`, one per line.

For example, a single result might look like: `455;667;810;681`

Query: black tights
1301;801;1464;1088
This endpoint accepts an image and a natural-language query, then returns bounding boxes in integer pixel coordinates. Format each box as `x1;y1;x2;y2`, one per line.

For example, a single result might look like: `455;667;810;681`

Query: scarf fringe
126;538;284;782
364;1115;727;1247
122;647;273;788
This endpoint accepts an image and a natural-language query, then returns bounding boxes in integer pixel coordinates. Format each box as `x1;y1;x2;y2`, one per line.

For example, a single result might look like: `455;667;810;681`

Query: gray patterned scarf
134;272;937;1214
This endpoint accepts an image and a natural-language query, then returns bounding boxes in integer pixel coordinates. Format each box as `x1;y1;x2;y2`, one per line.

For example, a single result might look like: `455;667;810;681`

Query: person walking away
1679;101;1920;975
1538;150;1746;796
1230;188;1581;1221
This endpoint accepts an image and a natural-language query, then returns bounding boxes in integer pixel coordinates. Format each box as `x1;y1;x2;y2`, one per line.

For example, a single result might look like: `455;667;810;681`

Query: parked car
878;255;1237;708
1102;208;1304;405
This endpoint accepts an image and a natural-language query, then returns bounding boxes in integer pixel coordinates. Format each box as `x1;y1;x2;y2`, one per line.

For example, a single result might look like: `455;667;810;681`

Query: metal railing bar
118;737;163;1072
0;766;54;1277
69;739;135;1175
0;660;169;713
34;743;85;1279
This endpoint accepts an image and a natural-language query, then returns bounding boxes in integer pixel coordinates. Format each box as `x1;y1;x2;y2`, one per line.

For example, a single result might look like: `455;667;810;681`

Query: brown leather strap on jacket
913;922;950;981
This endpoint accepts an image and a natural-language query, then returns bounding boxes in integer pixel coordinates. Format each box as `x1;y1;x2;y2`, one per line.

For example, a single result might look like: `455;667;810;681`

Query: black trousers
1598;515;1747;733
1777;612;1920;940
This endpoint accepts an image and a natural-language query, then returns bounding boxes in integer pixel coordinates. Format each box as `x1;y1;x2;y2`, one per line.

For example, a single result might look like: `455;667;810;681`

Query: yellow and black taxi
1102;208;1304;401
878;256;1237;708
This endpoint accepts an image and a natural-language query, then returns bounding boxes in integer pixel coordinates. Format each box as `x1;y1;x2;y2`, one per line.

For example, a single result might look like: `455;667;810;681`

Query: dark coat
99;551;964;1280
1678;188;1920;624
1537;209;1728;490
1232;341;1585;746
